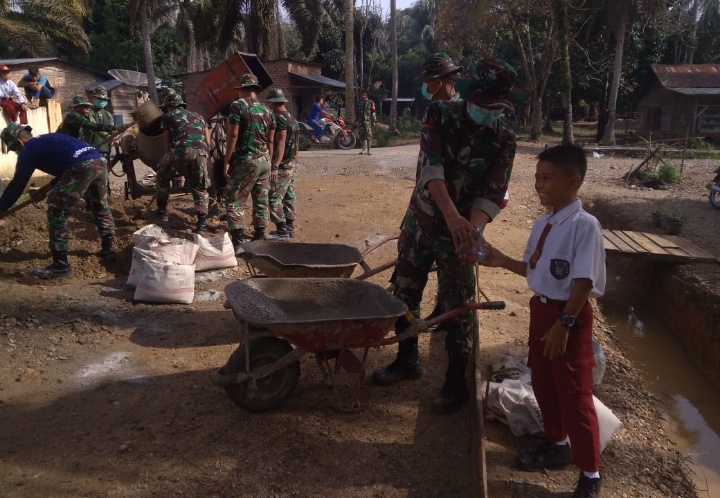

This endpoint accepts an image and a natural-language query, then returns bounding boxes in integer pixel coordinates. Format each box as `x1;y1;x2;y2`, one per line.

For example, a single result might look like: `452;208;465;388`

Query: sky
378;0;418;16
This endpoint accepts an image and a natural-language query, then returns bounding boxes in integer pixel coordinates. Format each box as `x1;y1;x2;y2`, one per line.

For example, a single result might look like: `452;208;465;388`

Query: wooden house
636;64;720;139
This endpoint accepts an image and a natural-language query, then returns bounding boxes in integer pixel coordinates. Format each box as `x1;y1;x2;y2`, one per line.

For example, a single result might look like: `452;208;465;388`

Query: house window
699;107;720;133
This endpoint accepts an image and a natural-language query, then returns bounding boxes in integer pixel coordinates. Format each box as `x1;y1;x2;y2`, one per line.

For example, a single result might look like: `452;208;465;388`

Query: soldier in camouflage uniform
57;95;116;143
265;88;299;240
223;73;275;248
356;90;377;155
154;93;211;233
418;52;463;102
372;58;518;414
0;124;116;279
89;87;115;159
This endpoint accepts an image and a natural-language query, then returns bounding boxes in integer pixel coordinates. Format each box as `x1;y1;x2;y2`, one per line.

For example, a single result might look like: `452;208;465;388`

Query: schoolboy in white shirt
481;143;606;498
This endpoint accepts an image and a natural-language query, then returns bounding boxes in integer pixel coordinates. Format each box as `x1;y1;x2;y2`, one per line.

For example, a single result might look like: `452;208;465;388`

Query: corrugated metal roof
652;64;720;89
670;87;720;96
85;80;123;92
0;57;59;65
289;71;345;89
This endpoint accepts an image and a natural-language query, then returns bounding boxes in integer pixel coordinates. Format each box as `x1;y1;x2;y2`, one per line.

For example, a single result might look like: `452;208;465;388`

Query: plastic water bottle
459;228;491;263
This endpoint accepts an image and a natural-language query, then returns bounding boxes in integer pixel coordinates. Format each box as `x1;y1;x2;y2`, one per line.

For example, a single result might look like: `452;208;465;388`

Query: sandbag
127;247;185;288
134;260;195;304
153;239;198;265
133;224;173;248
193;233;237;272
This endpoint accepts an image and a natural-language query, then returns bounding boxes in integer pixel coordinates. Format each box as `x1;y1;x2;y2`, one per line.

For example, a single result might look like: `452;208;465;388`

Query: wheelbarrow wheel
222;337;300;412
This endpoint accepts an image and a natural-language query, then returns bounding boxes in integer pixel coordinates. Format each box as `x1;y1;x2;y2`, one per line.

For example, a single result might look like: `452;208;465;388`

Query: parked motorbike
298;116;357;151
707;166;720;209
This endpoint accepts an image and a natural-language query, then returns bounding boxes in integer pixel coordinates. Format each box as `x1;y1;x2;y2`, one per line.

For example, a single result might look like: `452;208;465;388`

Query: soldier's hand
224;163;231;181
446;214;475;250
270;169;279;181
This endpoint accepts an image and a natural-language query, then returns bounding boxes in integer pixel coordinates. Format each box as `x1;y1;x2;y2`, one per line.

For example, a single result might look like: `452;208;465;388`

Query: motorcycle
707;166;720;209
298;116;357;151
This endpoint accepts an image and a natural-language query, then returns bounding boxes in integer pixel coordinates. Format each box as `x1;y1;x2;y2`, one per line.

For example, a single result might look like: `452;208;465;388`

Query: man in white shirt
0;65;29;125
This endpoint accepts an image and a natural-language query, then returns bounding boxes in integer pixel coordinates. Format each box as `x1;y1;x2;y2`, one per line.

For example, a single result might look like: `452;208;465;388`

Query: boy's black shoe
371;359;422;386
572;473;603;498
515;441;572;471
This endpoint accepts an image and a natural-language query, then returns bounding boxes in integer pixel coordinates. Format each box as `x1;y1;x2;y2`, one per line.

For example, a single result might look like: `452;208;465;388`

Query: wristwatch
559;312;579;329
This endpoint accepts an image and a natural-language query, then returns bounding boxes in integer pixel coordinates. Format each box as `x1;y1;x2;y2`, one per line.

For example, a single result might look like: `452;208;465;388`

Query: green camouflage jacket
412;99;516;222
274;110;299;165
160;107;209;155
228;97;275;159
90;107;115;153
356;99;377;125
57;111;114;143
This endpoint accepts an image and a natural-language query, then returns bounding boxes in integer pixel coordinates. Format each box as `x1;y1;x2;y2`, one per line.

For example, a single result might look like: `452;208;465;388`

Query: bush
396;117;422;134
656;163;682;184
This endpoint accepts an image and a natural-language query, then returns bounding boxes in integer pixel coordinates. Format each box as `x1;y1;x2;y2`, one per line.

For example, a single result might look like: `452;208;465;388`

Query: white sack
127;247;186;288
132;224;173;248
193;233;237;272
152;239;199;265
134;260;195;304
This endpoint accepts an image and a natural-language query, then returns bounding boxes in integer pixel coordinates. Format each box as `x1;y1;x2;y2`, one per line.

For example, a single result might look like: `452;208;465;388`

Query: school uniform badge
550;259;570;279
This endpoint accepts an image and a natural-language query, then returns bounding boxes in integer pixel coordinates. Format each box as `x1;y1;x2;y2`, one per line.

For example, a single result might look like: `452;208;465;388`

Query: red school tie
529;222;553;270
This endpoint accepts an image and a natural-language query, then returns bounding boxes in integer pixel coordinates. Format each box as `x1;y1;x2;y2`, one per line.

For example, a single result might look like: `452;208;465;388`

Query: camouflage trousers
269;161;296;224
46;158;115;253
156;148;209;215
225;154;270;232
358;121;373;140
390;209;476;360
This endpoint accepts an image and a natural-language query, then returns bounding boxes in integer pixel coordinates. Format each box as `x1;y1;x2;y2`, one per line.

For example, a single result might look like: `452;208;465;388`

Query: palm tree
129;0;161;103
388;0;398;133
553;0;574;144
0;0;90;56
345;0;355;124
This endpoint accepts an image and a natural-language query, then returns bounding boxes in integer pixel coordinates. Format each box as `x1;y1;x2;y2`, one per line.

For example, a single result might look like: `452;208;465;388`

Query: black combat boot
194;214;207;234
372;314;422;386
32;251;72;279
433;359;470;414
230;230;249;254
251;227;266;241
155;200;169;222
286;219;295;238
267;222;289;240
99;235;116;261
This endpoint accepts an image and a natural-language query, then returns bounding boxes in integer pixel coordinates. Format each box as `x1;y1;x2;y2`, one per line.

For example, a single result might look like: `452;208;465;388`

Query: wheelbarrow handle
423;301;505;329
362;233;399;257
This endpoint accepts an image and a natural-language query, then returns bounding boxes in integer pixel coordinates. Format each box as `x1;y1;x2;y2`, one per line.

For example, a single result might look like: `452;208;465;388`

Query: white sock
554;437;570;446
582;471;601;479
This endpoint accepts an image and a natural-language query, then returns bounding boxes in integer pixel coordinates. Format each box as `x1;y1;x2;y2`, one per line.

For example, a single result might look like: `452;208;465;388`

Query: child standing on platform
481;144;606;498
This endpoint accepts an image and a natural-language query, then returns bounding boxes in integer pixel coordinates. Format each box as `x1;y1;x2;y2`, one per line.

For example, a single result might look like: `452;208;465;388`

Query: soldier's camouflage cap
163;93;187;107
71;95;93;107
92;87;109;99
1;123;32;149
456;58;517;109
266;88;288;103
234;73;263;91
417;52;463;81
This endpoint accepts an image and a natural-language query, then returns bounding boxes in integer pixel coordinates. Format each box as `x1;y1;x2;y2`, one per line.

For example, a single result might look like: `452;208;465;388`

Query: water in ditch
600;271;720;497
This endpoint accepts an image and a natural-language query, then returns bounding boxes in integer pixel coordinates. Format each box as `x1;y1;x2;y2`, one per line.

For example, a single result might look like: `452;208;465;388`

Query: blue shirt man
17;66;55;101
307;97;332;141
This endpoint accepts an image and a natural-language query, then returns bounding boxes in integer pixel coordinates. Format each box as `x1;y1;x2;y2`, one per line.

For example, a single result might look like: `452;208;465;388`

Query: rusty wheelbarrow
235;235;399;279
211;278;504;412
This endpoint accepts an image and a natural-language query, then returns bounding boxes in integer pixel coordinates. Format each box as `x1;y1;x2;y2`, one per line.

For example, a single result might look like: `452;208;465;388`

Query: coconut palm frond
15;0;90;53
0;16;56;56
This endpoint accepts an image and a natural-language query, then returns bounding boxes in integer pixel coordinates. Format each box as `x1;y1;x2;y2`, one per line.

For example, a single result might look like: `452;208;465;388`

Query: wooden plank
622;231;671;256
603;230;637;253
663;235;718;261
642;231;681;250
612;230;647;253
602;234;621;252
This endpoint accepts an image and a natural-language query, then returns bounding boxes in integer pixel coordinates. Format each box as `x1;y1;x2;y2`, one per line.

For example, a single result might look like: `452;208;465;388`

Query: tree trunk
686;0;700;63
139;0;158;103
389;0;398;133
603;18;626;145
529;94;543;140
345;0;355;124
554;0;573;144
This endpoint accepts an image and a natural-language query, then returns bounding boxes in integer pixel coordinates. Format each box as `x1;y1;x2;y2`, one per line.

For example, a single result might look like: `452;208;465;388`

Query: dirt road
0;143;708;497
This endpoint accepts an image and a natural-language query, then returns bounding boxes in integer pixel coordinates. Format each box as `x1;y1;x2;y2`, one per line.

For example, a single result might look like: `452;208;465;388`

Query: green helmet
1;123;32;149
234;73;263;91
163;93;187;108
266;88;288;103
71;95;93;107
93;87;109;99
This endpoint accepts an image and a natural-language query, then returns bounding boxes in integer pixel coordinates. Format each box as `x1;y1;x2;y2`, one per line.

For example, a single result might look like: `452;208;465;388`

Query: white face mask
466;102;502;125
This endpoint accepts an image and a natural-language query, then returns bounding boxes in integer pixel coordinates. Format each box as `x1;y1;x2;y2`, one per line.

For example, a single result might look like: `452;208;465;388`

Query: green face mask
96;100;108;109
467;102;501;126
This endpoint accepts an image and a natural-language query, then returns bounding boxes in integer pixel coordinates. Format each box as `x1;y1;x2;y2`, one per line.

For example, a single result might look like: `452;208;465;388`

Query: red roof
651;64;720;89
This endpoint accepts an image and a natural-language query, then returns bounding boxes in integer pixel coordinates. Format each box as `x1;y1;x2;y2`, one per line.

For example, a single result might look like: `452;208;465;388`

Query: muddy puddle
600;271;720;497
